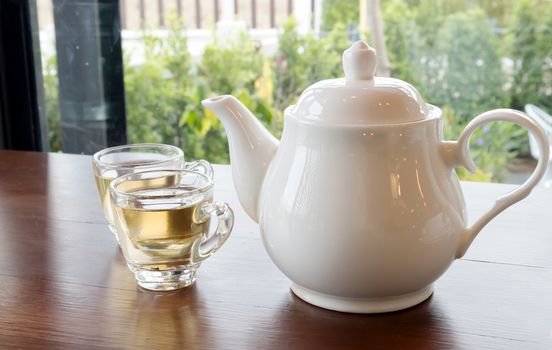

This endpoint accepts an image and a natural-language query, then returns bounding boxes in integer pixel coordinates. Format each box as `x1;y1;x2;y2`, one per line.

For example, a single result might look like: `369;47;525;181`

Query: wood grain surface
0;150;551;349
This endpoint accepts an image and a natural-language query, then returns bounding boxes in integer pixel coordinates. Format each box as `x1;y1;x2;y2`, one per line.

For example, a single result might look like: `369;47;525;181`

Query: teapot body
259;114;466;312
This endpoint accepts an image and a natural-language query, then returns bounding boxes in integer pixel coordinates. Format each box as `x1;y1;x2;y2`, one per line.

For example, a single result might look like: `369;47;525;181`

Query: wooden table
0;150;551;349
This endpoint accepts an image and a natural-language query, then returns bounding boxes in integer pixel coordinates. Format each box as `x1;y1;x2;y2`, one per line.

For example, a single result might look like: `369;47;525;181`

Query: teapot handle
451;109;549;258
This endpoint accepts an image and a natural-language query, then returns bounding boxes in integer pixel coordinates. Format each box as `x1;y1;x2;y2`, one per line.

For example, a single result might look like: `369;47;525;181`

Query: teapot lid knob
342;40;376;81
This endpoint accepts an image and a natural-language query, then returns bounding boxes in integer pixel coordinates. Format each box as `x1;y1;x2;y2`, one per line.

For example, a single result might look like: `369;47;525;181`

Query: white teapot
202;41;549;313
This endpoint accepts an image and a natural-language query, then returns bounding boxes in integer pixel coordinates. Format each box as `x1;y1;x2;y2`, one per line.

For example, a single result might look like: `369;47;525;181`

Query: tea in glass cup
109;169;233;291
92;144;212;239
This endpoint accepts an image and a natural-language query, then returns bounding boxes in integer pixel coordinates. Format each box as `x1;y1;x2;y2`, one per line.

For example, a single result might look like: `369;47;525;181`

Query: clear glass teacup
92;144;212;238
109;169;233;291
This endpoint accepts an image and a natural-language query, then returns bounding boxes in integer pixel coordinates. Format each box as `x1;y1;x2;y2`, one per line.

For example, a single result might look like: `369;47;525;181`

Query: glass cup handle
192;201;234;263
449;109;550;258
184;160;214;179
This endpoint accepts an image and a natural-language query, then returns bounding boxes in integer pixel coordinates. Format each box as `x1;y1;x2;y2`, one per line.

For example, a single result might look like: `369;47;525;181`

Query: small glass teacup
109;169;233;291
92;144;212;238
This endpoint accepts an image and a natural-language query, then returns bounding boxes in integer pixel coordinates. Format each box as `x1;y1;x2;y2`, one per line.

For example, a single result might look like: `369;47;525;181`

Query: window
23;0;552;183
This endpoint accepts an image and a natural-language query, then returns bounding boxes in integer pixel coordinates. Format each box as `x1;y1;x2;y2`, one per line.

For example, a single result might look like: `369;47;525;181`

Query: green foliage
321;0;358;33
123;22;267;163
124;21;193;147
273;18;349;111
178;81;230;163
199;33;263;94
421;10;507;122
442;107;522;182
509;0;552;112
41;0;551;183
382;0;422;86
197;32;277;138
43;55;61;152
478;0;517;27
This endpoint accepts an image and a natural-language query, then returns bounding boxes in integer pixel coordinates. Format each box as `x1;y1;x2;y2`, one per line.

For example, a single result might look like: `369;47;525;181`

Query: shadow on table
251;290;459;350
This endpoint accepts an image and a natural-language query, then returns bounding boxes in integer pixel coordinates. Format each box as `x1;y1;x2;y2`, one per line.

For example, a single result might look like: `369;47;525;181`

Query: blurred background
33;0;552;183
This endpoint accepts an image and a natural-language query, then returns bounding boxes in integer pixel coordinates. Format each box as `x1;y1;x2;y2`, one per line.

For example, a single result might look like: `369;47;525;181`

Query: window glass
36;0;552;183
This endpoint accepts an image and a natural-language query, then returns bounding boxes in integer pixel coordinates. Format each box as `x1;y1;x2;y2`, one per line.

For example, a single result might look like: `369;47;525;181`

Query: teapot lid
287;41;435;125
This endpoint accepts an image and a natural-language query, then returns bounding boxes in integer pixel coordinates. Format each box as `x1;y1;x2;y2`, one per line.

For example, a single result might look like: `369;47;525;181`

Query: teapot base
290;283;433;313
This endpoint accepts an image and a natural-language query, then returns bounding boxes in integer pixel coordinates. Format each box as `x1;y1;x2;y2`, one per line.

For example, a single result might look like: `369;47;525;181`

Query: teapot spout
202;95;279;222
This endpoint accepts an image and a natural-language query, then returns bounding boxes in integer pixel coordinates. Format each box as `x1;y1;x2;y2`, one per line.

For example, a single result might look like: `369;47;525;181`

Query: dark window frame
0;0;48;151
0;0;127;154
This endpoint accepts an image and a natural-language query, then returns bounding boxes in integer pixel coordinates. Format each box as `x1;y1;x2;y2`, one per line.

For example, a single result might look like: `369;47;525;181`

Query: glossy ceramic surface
289;40;431;125
260;116;462;299
202;41;550;313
